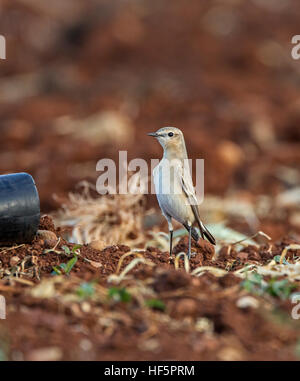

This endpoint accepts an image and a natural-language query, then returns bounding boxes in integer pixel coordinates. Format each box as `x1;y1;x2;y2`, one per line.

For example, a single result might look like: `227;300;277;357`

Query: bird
148;127;215;259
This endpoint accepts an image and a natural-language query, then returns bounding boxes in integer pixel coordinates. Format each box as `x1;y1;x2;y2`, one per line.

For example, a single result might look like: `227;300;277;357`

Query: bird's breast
153;162;194;224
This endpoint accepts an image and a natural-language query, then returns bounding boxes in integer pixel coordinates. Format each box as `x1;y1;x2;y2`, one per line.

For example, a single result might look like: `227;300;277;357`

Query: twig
0;244;25;254
231;231;271;246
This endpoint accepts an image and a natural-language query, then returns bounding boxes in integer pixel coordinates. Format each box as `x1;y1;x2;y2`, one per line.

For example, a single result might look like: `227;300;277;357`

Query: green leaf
51;266;62;275
241;272;296;300
62;245;71;255
241;272;263;293
108;287;131;303
251;273;263;284
72;244;82;254
65;256;78;275
145;298;166;311
265;279;296;299
52;256;77;276
77;282;95;299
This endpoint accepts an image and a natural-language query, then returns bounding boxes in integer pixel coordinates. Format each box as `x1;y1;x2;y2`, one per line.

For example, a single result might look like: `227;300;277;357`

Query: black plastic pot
0;173;40;245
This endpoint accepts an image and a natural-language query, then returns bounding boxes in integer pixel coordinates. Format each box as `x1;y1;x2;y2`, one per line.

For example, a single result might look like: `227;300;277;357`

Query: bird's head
148;127;185;154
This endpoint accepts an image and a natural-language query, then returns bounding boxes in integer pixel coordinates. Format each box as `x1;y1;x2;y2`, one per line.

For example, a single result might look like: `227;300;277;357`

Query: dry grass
52;181;147;247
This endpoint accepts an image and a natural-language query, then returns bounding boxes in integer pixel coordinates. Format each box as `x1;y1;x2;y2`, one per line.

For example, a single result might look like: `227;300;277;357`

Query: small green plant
62;244;81;256
265;279;296;299
241;273;296;300
61;245;71;255
274;255;289;265
145;298;166;311
76;282;95;299
108;287;131;303
242;273;263;294
52;245;81;276
52;264;63;276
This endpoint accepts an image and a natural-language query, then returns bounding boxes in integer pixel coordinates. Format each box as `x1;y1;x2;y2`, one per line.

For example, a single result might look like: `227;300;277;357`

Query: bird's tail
191;227;199;242
198;221;216;245
184;223;216;245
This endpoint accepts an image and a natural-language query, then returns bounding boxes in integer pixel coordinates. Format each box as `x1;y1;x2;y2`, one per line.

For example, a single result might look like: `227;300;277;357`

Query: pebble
237;252;248;261
236;296;259;309
10;256;20;266
36;230;58;248
27;347;63;361
89;239;107;251
175;298;197;316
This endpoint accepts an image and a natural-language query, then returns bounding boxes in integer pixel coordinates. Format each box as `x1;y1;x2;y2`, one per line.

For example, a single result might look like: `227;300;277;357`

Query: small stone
81;302;91;313
89;260;102;268
175;298;197;317
237;252;248;261
236;296;259;309
27;347;63;361
10;256;20;266
70;303;83;317
36;230;58;248
80;339;92;351
191;278;201;287
290;212;300;227
138;339;160;352
249;251;261;261
89;240;107;251
195;317;214;333
217;347;244;361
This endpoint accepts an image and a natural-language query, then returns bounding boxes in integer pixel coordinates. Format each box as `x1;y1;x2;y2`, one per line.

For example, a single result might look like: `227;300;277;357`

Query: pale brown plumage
148;127;215;259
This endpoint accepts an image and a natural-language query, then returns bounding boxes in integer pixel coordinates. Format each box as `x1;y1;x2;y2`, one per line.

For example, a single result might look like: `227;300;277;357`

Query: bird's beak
147;132;159;137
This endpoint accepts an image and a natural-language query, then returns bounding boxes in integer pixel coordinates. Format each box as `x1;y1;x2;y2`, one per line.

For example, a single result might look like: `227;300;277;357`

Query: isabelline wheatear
148;127;215;259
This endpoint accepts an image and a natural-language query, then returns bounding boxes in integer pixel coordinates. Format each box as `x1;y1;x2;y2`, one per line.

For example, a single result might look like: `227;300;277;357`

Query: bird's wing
177;163;216;245
175;161;198;207
179;168;202;226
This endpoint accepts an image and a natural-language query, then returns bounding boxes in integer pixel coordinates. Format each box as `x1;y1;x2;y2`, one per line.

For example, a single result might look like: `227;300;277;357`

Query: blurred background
0;0;300;239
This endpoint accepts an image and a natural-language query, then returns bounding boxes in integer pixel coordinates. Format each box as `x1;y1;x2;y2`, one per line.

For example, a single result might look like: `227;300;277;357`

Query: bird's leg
169;230;173;257
167;218;174;258
188;226;192;259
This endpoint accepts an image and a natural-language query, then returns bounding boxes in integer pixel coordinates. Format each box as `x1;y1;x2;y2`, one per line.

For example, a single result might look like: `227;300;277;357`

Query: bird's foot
187;251;197;260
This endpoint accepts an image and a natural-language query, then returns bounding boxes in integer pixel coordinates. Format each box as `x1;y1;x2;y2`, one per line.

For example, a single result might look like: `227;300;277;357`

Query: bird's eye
168;132;174;137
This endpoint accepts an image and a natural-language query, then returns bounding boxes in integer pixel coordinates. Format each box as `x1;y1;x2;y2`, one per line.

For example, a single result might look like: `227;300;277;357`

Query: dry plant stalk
52;181;146;247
